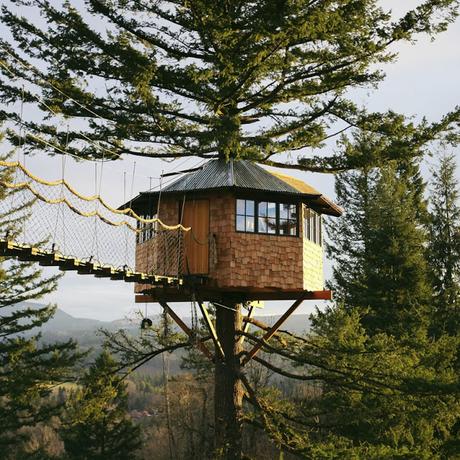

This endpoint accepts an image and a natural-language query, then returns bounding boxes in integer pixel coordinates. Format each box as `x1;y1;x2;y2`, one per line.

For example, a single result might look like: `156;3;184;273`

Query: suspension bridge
0;159;189;286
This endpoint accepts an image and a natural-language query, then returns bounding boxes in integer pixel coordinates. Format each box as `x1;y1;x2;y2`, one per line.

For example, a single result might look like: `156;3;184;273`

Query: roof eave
118;186;343;217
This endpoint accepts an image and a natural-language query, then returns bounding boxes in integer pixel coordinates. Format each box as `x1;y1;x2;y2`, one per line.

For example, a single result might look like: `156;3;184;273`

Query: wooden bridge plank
0;239;181;287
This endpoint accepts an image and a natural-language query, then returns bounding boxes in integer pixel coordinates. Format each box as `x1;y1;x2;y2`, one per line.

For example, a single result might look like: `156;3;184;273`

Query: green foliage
0;148;80;453
240;303;458;457
60;351;141;460
361;162;430;336
100;311;189;372
0;1;459;170
428;151;460;336
306;305;460;458
327;139;430;336
305;141;460;458
240;138;460;458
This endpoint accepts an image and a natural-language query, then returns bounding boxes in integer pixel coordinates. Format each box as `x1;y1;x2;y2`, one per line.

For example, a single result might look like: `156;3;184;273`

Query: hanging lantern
141;317;153;329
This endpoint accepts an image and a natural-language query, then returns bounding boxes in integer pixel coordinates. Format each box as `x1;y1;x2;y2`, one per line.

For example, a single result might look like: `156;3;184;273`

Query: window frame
236;198;256;233
136;210;157;244
303;206;322;246
235;198;299;237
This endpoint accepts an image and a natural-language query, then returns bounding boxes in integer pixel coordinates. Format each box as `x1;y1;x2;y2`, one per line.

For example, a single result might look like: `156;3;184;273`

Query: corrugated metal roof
120;159;343;217
162;159;303;194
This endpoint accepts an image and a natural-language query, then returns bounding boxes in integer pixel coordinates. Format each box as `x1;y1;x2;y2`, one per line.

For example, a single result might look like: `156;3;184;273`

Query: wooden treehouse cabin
123;159;342;303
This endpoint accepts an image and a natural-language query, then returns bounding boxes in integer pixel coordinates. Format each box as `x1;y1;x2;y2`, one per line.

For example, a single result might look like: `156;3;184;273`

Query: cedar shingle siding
135;194;323;293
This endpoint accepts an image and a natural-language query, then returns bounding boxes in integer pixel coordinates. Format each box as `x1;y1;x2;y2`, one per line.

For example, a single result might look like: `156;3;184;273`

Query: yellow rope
0;179;143;232
0;160;190;231
0;55;190;234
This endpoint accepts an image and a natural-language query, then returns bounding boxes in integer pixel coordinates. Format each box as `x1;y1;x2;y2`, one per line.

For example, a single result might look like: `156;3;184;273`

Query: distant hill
41;308;106;333
2;302;311;374
0;302;310;351
4;302;311;339
256;313;311;336
1;302;135;344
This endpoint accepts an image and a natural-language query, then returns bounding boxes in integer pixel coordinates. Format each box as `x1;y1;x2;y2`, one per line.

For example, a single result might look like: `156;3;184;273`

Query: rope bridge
0;159;189;286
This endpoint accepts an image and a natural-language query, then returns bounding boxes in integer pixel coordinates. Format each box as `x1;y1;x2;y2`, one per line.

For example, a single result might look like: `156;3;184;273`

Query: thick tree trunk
214;301;243;459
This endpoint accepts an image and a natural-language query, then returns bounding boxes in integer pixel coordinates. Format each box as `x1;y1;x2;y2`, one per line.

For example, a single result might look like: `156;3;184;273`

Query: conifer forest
0;1;460;459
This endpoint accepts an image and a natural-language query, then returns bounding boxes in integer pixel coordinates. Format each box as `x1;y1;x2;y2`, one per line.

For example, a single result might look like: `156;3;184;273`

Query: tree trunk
214;301;243;459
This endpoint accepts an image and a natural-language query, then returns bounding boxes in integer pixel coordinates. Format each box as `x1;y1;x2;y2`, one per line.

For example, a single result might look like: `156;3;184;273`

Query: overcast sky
3;3;460;321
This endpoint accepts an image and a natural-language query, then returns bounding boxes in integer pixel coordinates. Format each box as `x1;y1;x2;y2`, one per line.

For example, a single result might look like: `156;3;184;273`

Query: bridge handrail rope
0;178;142;232
0;160;191;232
0;48;201;282
0;162;189;280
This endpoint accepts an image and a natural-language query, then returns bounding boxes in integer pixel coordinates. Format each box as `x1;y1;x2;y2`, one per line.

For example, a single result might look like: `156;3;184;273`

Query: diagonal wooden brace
196;299;226;361
238;304;255;346
159;301;214;362
241;292;308;366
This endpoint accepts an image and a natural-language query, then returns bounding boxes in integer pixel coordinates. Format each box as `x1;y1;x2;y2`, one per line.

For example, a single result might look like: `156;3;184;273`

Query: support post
241;292;307;366
196;299;225;360
214;301;243;460
159;301;214;362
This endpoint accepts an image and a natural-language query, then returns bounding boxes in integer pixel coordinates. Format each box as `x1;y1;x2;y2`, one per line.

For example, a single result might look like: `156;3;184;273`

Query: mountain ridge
5;302;311;337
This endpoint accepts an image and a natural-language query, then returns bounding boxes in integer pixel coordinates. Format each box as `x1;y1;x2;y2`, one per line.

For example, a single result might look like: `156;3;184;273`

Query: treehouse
123;159;342;303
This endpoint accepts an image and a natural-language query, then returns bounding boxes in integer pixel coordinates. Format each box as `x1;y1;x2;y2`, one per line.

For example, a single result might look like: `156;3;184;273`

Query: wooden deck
135;285;332;303
0;239;182;286
0;239;332;301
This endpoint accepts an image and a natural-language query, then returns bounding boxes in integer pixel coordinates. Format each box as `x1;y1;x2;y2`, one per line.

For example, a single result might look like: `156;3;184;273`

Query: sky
2;2;460;321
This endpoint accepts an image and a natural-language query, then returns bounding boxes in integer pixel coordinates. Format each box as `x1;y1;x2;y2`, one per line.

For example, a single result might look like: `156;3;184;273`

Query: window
136;212;157;244
236;199;255;232
279;203;297;236
258;201;277;234
236;199;298;236
304;207;322;245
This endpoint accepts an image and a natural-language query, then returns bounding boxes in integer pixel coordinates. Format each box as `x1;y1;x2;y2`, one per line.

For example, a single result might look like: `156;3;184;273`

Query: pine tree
427;152;460;336
325;165;376;309
2;3;459;457
312;139;459;456
60;351;141;460
327;134;430;337
362;162;431;336
0;149;80;453
303;304;460;458
0;1;459;170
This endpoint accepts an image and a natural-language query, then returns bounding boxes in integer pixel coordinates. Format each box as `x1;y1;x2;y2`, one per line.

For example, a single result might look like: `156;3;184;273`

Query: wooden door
182;199;210;274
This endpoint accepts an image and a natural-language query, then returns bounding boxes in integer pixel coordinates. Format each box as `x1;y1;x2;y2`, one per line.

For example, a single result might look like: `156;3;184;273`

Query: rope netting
0;159;190;278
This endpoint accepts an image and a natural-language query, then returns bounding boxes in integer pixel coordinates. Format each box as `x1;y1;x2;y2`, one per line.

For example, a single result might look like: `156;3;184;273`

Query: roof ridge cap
229;158;235;186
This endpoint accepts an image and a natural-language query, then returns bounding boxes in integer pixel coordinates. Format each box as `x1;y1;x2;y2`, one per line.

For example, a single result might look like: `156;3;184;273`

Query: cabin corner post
214;299;244;460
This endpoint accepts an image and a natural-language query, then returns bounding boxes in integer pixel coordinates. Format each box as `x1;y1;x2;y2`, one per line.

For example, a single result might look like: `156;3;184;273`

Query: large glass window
279;203;297;236
304;207;322;245
236;199;298;236
258;201;277;234
236;199;255;232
